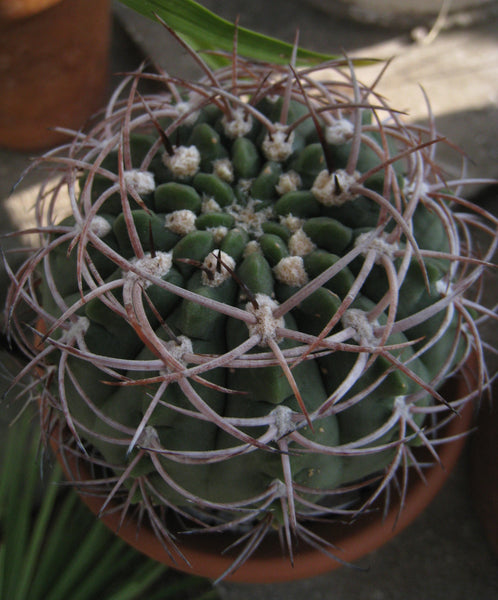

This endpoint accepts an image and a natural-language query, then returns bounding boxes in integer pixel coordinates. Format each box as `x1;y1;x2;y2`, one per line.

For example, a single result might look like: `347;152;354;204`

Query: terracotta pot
0;0;111;151
0;0;63;19
47;362;477;584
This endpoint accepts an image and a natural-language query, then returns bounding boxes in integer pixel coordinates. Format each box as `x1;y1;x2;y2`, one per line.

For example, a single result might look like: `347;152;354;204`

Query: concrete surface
1;2;497;599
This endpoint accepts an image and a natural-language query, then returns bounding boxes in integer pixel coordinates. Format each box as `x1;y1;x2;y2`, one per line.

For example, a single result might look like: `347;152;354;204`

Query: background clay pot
0;0;111;151
49;364;476;583
0;0;63;19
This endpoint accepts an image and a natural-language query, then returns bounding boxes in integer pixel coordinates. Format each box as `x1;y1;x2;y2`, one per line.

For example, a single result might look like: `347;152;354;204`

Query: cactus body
5;48;496;577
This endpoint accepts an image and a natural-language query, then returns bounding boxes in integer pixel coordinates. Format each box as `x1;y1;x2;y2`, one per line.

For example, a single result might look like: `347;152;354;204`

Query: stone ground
0;1;497;599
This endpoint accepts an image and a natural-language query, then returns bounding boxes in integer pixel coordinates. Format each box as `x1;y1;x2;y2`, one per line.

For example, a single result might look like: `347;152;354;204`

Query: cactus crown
5;38;497;580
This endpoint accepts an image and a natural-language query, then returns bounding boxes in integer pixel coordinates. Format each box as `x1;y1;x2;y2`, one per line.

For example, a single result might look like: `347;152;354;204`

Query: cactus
4;37;497;580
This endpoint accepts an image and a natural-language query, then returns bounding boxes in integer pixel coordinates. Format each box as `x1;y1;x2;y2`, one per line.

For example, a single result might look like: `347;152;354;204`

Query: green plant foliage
119;0;339;66
0;407;219;600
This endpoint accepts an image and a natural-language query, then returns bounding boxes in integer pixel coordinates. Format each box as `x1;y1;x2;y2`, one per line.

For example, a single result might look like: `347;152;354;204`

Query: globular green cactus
5;40;496;580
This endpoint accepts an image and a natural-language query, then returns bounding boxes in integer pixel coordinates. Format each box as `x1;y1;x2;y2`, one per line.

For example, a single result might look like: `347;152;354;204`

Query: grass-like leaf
119;0;340;66
0;404;219;600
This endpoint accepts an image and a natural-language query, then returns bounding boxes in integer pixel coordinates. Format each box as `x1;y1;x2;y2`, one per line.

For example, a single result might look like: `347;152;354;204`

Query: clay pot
0;0;111;151
0;0;63;19
47;362;477;584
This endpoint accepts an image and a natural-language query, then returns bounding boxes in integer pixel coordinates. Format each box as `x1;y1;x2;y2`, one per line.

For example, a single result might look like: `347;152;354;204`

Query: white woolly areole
221;107;253;138
213;158;234;183
280;214;304;233
163;335;193;366
246;294;285;346
174;101;200;125
225;198;272;237
137;425;161;449
201;249;236;287
288;229;315;257
325;118;354;145
63;316;90;342
201;197;221;213
394;395;411;419
125;251;173;288
436;279;453;296
123;169;155;195
243;240;262;257
165;210;197;235
163;145;200;177
266;94;280;104
270;405;295;438
403;177;431;200
262;124;294;162
89;216;111;238
311;169;360;206
237;178;253;194
275;170;301;196
342;308;378;345
207;226;228;244
355;232;399;263
273;256;308;287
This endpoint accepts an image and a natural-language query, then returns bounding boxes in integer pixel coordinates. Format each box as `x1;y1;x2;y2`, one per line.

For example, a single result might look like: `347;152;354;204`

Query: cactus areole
5;43;496;582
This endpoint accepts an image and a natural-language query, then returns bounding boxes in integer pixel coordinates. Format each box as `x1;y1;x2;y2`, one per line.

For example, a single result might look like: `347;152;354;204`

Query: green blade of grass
0;414;26;597
0;408;217;600
44;516;116;600
194;590;223;600
144;574;216;600
14;464;63;600
119;0;339;67
0;517;7;594
104;561;170;600
2;416;40;600
68;539;151;600
25;489;83;600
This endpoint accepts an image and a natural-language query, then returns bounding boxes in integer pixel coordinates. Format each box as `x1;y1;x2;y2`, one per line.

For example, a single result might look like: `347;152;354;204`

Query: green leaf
1;413;40;600
14;464;62;600
119;0;340;67
103;562;167;600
